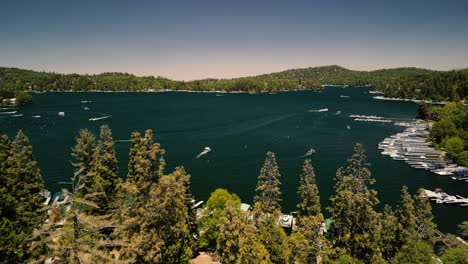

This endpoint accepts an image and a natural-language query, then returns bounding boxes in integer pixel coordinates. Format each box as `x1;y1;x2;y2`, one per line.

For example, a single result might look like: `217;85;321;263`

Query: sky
1;0;468;80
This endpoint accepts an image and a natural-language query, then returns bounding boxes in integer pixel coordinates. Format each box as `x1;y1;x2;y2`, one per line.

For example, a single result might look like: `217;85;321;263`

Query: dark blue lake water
1;87;466;233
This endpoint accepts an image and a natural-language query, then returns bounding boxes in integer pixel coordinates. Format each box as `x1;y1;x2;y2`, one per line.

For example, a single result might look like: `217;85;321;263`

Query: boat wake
89;116;111;122
349;114;393;123
196;147;211;159
308;108;328;113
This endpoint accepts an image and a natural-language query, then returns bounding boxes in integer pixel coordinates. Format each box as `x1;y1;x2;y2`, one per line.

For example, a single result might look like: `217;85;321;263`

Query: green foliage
126;129;166;195
440;243;468;264
297;159;321;217
290;215;329;264
2;65;467;100
15;92;32;105
217;201;271;264
71;129;96;197
198;189;241;248
328;144;383;263
255;215;291;264
380;205;399;261
392;240;438;264
396;187;436;247
254;151;282;217
120;167;195;264
0;131;46;263
89;125;119;214
458;221;468;239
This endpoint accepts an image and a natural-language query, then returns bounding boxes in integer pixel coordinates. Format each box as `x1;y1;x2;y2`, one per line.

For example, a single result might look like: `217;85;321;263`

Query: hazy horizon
2;0;468;81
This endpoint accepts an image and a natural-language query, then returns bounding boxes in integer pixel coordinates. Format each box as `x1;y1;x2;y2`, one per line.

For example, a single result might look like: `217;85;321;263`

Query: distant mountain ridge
0;65;466;101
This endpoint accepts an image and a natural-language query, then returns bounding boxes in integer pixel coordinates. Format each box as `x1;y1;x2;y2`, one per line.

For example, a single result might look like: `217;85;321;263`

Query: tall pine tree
297;159;321;217
89;125;119;214
1;131;46;262
328;144;383;263
70;128;96;197
253;151;282;217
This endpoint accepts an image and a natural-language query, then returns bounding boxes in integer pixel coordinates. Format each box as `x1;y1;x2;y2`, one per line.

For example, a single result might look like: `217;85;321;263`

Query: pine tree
217;201;271;264
121;167;194;264
297;159;321;217
70;129;96;196
396;186;417;247
255;215;291;264
290;214;329;264
328;144;383;263
217;201;245;263
0;131;47;262
89;125;119;214
127;129;166;195
412;189;436;244
253;151;282;217
31;170;118;263
380;205;399;261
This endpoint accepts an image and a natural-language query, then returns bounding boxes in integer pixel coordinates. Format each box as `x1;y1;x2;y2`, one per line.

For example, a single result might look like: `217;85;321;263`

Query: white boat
335;111;341;115
196;147;212;159
83;107;90;110
0;111;17;114
305;149;316;156
89;116;111;122
32;115;41;118
308;108;328;113
340;95;350;98
347;125;351;130
58;112;65;116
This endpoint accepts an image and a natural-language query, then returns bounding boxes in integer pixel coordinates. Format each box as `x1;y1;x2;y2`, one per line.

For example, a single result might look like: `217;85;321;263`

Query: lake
1;87;466;233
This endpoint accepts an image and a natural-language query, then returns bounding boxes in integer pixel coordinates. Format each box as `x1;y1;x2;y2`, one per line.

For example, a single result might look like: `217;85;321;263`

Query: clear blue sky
1;0;467;80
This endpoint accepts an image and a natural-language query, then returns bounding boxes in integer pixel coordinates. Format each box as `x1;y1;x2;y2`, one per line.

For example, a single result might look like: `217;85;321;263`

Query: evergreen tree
126;129;166;195
328;144;383;263
89;125;119;214
0;131;47;262
31;170;118;263
290;214;329;264
198;188;241;248
70;129;96;196
380;205;399;261
255;215;291;264
121;167;194;264
253;151;282;217
297;159;321;217
217;201;245;263
396;186;418;246
392;240;437;264
217;201;271;264
413;189;436;244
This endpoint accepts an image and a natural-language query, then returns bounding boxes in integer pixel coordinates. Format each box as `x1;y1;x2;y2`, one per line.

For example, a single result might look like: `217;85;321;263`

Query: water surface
1;87;466;233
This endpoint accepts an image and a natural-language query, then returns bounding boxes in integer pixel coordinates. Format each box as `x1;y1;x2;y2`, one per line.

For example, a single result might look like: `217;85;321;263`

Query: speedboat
305;149;316;156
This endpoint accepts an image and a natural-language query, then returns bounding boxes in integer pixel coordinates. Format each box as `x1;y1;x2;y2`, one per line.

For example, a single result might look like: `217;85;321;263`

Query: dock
422;189;468;207
379;120;468;179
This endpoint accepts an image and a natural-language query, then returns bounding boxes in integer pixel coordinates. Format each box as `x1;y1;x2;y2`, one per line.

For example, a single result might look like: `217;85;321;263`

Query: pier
379;120;468;180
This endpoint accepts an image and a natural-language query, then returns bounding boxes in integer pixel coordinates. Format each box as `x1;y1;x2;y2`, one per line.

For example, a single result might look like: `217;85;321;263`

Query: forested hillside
1;65;467;101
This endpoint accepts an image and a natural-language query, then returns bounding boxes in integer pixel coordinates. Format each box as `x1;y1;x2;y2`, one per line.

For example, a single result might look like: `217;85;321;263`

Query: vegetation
419;102;468;166
1;128;466;263
1;65;467;101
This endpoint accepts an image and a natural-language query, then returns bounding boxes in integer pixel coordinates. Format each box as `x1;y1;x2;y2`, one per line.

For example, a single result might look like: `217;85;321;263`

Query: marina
379;120;468;180
422;189;468;207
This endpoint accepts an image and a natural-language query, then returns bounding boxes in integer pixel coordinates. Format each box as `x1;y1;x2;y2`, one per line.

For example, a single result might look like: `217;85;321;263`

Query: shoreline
373;95;446;105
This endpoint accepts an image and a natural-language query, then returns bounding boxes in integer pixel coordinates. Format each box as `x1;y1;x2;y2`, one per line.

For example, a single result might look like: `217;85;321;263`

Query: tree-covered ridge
1;128;467;263
1;65;467;101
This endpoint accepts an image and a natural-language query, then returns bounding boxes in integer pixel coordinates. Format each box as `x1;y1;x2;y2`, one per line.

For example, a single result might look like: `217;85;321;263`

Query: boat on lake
89;116;111;121
305;149;316;156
